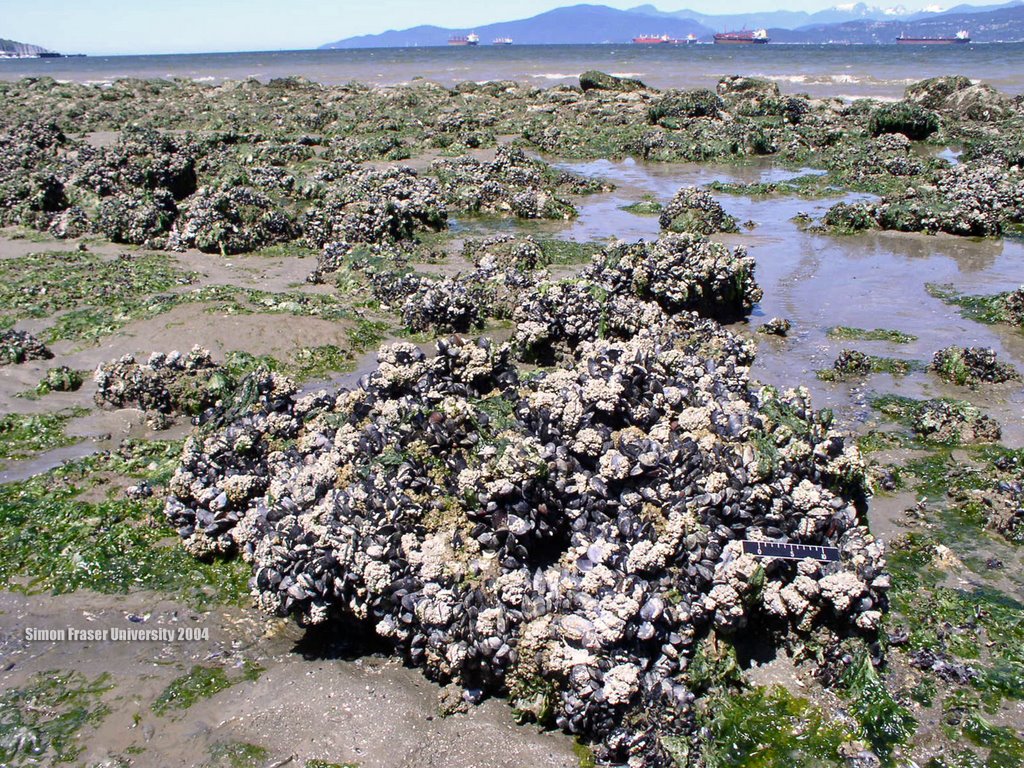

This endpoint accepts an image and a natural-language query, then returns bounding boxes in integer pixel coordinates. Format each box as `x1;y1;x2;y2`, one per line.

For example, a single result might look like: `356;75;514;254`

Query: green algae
827;326;917;344
536;239;606;266
0;671;113;766
203;741;269;768
346;319;389;352
152;661;264;716
572;739;597;768
0;442;250;605
0;250;193;340
0;408;86;461
286;345;355;381
840;652;916;760
620;198;663;216
697;685;853;768
927;283;1020;327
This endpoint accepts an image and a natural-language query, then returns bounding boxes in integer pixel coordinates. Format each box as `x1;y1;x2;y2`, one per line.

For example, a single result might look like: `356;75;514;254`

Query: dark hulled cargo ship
896;29;970;44
713;29;770;45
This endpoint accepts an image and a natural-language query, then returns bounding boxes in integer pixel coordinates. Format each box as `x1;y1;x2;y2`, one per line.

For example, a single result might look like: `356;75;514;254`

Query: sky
5;0;946;55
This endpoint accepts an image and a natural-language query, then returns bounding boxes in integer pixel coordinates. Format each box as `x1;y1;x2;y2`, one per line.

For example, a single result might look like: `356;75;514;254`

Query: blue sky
6;0;939;55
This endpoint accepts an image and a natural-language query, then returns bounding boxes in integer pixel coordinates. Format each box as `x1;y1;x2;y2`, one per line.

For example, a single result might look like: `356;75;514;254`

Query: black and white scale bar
742;540;841;563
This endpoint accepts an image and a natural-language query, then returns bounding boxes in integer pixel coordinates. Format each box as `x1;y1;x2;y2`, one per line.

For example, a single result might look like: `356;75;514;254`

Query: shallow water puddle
529;158;1024;446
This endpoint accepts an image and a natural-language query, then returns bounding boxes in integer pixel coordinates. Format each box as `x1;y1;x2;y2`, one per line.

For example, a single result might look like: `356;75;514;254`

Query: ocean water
2;44;1024;99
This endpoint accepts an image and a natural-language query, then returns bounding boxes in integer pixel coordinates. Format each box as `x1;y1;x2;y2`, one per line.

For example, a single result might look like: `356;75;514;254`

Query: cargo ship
492;37;513;45
632;33;698;44
713;29;770;44
896;29;970;44
448;33;480;46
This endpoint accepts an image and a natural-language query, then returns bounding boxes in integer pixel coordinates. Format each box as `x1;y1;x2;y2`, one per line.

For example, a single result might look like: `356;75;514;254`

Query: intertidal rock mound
431;145;598;220
0;329;53;366
905;76;1013;122
166;255;881;764
830;350;873;379
400;276;490;334
659;186;738;235
758;317;791;337
716;76;784;117
584;233;762;322
913;400;1001;445
71;126;199;200
827;161;1024;237
931;346;1019;386
165;322;881;765
511;282;747;365
579;70;646;93
868;101;940;141
97;189;178;246
647;89;723;125
464;234;548;273
1004;287;1024;326
302;164;447;249
167;186;296;255
905;75;975;110
985;453;1024;542
94;346;234;422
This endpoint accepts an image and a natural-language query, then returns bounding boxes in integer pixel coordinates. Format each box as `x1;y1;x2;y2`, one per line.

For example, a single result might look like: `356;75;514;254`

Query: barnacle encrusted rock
0;329;53;366
94;346;233;419
166;306;881;765
659;186;738;235
584;233;762;322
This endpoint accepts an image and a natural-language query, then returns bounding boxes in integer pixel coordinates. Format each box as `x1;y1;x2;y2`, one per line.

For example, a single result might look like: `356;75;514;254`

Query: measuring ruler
742;540;840;562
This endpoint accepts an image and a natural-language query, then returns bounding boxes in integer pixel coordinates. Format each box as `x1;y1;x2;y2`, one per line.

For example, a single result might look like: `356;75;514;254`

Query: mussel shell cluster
583;233;763;322
0;329;54;366
931;345;1020;384
659;186;738;235
94;345;224;418
165;291;885;763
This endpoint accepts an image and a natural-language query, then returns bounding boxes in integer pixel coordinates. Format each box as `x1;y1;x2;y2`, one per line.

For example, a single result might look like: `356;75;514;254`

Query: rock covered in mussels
914;400;1001;445
0;329;53;366
579;71;646;93
302;164;447;249
430;145;604;220
165;314;882;764
931;346;1019;386
584;233;762;322
167;186;296;255
659;186;738;235
94;346;233;420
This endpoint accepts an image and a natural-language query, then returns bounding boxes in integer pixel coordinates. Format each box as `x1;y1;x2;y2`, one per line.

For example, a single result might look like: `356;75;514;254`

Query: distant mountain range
320;0;1024;47
771;3;1024;42
0;38;52;57
626;0;1021;30
323;6;711;49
